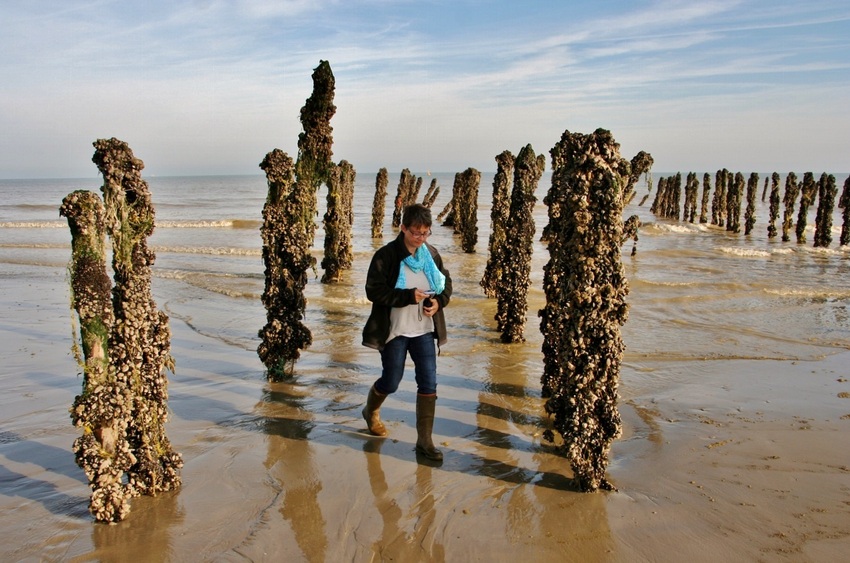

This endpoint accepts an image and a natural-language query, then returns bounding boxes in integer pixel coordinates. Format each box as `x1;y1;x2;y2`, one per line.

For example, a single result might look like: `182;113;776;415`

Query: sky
1;0;849;179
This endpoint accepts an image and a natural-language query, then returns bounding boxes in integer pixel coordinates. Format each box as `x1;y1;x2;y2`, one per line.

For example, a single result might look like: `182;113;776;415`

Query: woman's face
401;223;432;252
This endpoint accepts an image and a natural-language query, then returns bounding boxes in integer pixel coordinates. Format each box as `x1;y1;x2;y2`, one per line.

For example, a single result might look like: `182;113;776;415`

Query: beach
1;173;849;561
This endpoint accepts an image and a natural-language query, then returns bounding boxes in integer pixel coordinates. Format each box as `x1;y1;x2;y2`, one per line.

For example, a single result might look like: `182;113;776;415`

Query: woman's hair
402;203;432;228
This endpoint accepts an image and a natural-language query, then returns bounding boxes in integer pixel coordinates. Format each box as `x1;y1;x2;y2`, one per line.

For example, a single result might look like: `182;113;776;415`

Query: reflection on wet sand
90;490;184;562
363;439;446;559
258;384;327;562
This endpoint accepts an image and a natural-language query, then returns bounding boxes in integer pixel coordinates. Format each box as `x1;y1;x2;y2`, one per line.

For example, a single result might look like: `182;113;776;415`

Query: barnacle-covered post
456;167;481;252
813;173;837;248
649;176;665;216
726;172;744;233
539;128;629;492
436;196;454;224
622;215;641;256
371;168;388;238
422;178;440;208
392;169;413;228
93;137;182;515
744;172;759;235
61;189;135;523
781;172;799;242
699;173;711;224
840;177;850;247
767;172;781;238
258;149;314;379
481;150;514;298
711;169;728;226
321;160;356;282
495;146;543;342
296;59;336;248
440;173;460;228
667;173;682;220
623;151;653;205
795;172;817;244
683;172;698;223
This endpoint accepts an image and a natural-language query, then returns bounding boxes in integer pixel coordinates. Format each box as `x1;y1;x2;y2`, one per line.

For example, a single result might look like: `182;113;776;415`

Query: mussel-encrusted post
295;59;336;248
456;167;481;253
767;172;781;238
711;169;728;226
624;151;653;205
258;149;314;379
699;173;711;224
796;172;817;244
665;173;682;220
321;160;356;282
649;176;665;215
813;173;837;248
840;177;850;247
481;150;514;298
744;172;759;235
422;178;440;208
61;189;135;523
683;172;698;223
495;146;543;342
371;168;388;238
436;197;454;224
781;172;799;242
441;173;461;228
75;138;182;521
539;128;629;492
726;172;744;233
392;169;414;228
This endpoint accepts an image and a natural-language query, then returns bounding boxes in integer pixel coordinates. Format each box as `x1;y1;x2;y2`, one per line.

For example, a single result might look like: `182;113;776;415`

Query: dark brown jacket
361;233;452;350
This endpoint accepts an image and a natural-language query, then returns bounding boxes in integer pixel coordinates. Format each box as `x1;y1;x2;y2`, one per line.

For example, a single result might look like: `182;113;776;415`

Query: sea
2;171;848;380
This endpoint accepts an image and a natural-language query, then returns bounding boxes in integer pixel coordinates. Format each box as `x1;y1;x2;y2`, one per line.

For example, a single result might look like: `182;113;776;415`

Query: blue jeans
375;334;437;395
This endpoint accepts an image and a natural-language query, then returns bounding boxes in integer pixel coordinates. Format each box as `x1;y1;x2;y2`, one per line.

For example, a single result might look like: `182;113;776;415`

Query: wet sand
2;274;850;562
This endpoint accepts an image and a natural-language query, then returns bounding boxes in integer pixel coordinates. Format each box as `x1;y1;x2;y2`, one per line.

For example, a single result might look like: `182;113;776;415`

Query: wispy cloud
1;0;848;177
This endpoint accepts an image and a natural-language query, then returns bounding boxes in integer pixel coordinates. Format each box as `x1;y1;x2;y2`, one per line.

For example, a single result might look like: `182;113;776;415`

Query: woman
361;203;452;461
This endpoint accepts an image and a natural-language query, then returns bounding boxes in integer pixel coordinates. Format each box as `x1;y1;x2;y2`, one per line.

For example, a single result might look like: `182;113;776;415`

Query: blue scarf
395;244;446;294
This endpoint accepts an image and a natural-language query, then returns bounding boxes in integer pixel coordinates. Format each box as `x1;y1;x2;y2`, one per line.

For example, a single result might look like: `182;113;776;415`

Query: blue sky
1;0;848;178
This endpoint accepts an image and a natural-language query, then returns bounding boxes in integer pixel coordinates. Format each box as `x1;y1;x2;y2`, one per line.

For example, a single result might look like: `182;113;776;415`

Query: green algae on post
62;138;183;523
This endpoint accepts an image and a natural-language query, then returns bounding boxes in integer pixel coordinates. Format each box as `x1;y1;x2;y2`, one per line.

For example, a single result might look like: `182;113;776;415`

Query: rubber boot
362;384;388;437
415;393;443;461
